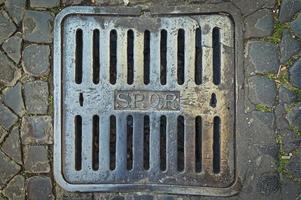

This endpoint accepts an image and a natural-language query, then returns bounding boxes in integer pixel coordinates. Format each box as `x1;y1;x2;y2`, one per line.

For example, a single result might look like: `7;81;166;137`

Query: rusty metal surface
53;6;238;195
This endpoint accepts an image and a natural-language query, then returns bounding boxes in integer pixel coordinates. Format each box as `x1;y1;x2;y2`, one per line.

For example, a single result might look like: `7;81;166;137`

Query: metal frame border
53;3;244;196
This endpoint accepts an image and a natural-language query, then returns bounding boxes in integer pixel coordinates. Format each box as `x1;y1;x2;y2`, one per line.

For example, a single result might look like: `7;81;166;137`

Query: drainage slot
110;30;117;84
93;29;100;84
195;116;202;173
160;115;167;171
127;30;134;85
144;30;150;85
160;30;167;85
127;115;133;170
143;115;150;170
213;116;221;174
75;29;83;84
210;93;217;108
212;27;221;85
74;115;82;171
177;115;184;172
92;115;99;170
195;28;202;85
177;29;185;85
109;115;116;170
79;93;83;107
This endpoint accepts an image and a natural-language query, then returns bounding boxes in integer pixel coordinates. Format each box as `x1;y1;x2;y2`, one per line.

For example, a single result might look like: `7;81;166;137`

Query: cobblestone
22;44;50;77
289;58;301;88
246;41;279;74
2;175;25;200
24;80;49;114
27;176;53;200
255;172;280;196
281;177;301;199
244;9;274;38
56;185;93;200
0;103;18;131
286;150;301;180
2;32;22;64
279;0;301;23
62;0;84;5
287;102;301;130
279;86;298;105
2;82;25;117
0;10;16;44
232;0;275;16
1;127;22;164
21;116;53;144
280;129;301;152
5;0;26;24
248;76;276;107
280;30;301;64
24;145;50;173
0;51;21;87
0;150;20;189
0;126;8;144
30;0;60;8
23;11;53;43
291;15;301;39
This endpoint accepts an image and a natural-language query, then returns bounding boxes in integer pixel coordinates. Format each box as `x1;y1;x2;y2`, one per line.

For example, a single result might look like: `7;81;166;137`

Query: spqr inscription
114;90;180;111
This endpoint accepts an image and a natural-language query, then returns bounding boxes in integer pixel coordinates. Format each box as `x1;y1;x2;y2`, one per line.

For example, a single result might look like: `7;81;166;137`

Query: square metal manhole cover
54;5;242;196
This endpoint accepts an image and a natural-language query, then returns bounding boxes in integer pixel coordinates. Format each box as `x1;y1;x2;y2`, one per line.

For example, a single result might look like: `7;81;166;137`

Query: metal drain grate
54;6;239;196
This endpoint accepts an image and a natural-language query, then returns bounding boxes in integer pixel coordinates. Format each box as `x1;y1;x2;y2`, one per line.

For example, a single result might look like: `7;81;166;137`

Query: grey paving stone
62;0;84;5
0;103;18;131
23;11;53;43
24;80;49;114
279;86;298;105
281;177;301;200
280;129;301;152
285;150;301;179
248;76;276;107
255;172;280;196
2;175;25;200
280;30;301;64
56;185;93;200
0;50;21;87
22;44;50;77
1;127;22;164
279;0;301;23
0;0;4;4
23;145;50;173
244;9;274;38
0;10;16;44
289;58;301;88
0;126;8;144
275;104;289;131
5;0;26;24
30;0;60;8
291;15;301;39
27;176;53;200
2;82;25;117
246;41;279;74
287;102;301;130
232;0;275;16
2;33;22;64
21;116;53;145
254;143;279;160
0;150;20;189
133;195;154;200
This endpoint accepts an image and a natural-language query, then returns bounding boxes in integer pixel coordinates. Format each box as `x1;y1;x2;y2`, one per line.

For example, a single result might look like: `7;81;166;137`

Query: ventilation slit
75;29;83;84
92;115;99;170
195;28;202;85
177;29;185;85
93;29;100;84
75;115;82;171
127;115;133;170
127;30;134;85
109;115;116;170
177;115;184;172
79;93;83;106
143;115;150;170
195;116;202;173
144;30;150;85
160;30;167;85
213;27;221;85
213;116;221;174
160;115;167;171
210;93;217;108
110;30;117;84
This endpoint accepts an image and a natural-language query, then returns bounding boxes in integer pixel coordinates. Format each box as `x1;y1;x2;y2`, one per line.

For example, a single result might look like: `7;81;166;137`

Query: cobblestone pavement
0;0;301;199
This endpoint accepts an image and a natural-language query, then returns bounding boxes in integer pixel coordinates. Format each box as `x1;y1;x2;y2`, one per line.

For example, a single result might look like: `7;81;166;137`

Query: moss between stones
255;104;273;112
266;22;290;44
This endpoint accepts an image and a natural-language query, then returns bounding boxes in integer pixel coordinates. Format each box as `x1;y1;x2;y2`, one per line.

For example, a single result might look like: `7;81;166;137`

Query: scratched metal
53;6;236;195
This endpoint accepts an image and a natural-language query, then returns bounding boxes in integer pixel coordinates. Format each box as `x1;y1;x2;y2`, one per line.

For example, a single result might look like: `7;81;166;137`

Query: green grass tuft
256;104;273;112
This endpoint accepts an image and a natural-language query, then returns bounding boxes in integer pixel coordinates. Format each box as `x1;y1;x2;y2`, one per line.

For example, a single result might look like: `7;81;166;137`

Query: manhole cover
54;6;240;196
